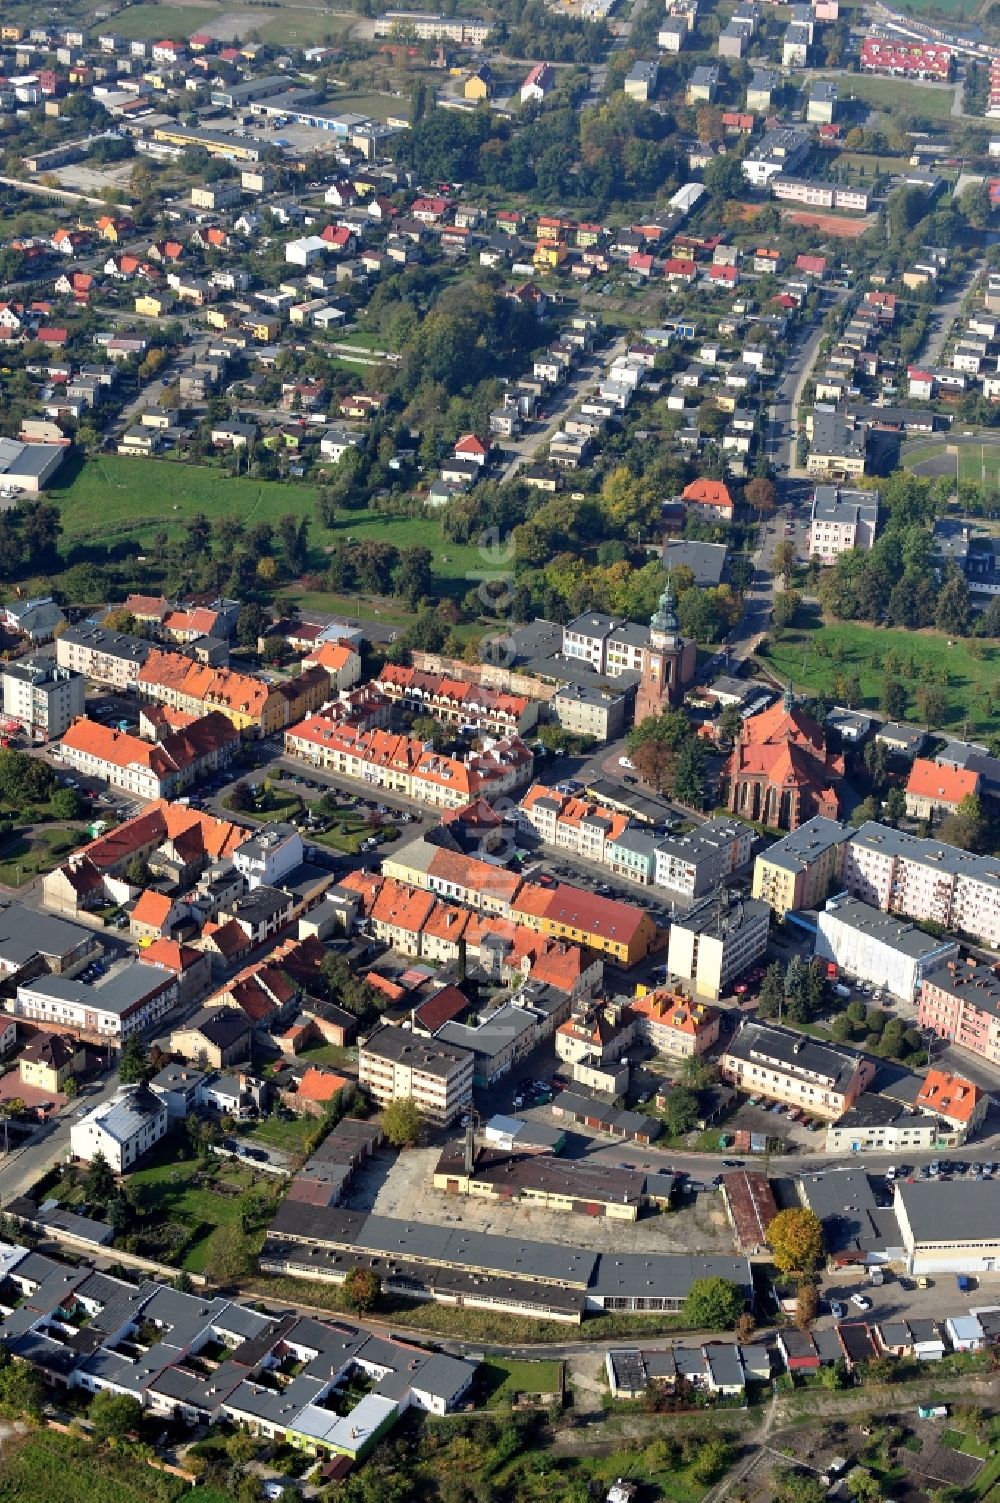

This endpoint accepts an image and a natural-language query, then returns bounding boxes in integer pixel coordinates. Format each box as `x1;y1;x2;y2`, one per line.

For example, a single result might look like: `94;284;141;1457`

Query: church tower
634;578;696;722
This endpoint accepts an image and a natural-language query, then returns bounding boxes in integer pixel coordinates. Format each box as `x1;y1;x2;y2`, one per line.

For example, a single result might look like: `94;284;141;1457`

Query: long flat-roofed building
359;1023;473;1125
815;894;959;1001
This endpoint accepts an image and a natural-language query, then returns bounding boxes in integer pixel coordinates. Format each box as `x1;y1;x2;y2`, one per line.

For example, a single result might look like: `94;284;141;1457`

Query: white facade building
70;1084;168;1171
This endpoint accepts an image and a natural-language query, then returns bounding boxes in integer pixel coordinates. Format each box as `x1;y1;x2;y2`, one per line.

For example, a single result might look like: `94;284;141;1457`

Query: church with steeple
634;579;698;721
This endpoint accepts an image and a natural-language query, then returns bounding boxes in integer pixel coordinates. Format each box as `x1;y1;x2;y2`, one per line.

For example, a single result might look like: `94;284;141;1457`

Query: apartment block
518;784;628;863
1;656;85;741
843;822;1000;950
653;816;754;900
666;895;769;1001
359;1023;473;1125
919;955;1000;1069
752;816;851;918
56;624;152;689
807;485;879;564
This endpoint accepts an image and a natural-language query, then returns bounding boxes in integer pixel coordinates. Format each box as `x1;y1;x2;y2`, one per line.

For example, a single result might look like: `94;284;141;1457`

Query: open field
760;615;1000;734
0;1429;234;1503
0;827;87;888
242;1114;316;1154
104;2;229;39
321;88;404;123
50;455;490;587
836;74;956;117
125;1146;282;1272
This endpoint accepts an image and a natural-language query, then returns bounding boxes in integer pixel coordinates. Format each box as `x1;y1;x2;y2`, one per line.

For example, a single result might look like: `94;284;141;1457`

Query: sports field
905;438;1000;490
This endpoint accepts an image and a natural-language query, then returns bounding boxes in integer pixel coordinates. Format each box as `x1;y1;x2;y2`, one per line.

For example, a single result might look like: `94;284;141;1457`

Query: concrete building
624;60;658;100
1;656;85;741
919;955;1000;1068
752;816;851;918
807;486;879;563
667;895;770;1001
721;1021;875;1118
359;1024;473;1125
807;80;838;123
653;817;754;900
170;1005;251;1069
56;624;152;689
814;895;959;1001
69;1083;168;1171
895;1179;1000;1274
232;823;304;890
10;963;178;1046
844;822;1000;952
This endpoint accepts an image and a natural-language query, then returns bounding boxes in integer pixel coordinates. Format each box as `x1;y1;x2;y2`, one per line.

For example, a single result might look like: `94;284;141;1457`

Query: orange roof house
297;1065;349;1105
914;1069;985;1133
724;692;843;832
681;478;735;519
630;990;720;1056
905;758;979;818
130;890;176;939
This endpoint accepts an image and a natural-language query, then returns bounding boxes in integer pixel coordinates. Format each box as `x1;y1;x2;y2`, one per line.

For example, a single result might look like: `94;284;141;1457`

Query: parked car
851;1293;873;1311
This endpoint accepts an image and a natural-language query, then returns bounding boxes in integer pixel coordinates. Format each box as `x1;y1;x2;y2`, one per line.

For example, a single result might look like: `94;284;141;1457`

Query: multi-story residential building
283;717;533;808
904;759;979;820
359;1023;473;1125
553;681;632;741
1;656;84;741
919;955;1000;1068
56;624;152;689
752;816;851;918
860;37;951;80
518;784;629;863
815;894;958;1001
9;962;178;1045
561;613;649;676
630;989;720;1057
843;822;1000;950
138;650;314;738
721;1021;875;1119
807;485;879;563
58;712;237;800
231;823;304;890
653;817;754;900
511;882;657;968
373;664;538;737
806;410;867;481
666;895;770;1001
382;839;523;917
69;1083;167;1170
170;1004;252;1069
741;126;810;187
18;1032;84;1093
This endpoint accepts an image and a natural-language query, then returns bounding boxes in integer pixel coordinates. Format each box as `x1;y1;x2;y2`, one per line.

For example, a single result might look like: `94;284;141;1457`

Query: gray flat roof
819;895;956;959
896;1178;1000;1245
760;815;851;874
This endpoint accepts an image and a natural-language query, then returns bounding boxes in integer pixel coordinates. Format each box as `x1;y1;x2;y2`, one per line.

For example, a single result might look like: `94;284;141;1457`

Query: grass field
107;2;228;40
478;1359;564;1408
126;1146;282;1272
242;1115;316;1154
0;1429;235;1503
761;617;1000;734
50;455;490;588
297;1040;357;1068
322;89;403;124
256;9;356;43
0;827;86;888
836;74;955;117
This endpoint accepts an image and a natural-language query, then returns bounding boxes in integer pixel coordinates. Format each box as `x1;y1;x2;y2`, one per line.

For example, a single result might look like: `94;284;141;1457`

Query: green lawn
836;74;955;117
257;10;357;43
105;3;228;39
242;1115;317;1154
297;1041;357;1069
127;1146;282;1273
0;1430;237;1503
760;618;1000;734
478;1359;564;1408
0;826;87;887
51;456;489;587
320;89;406;124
